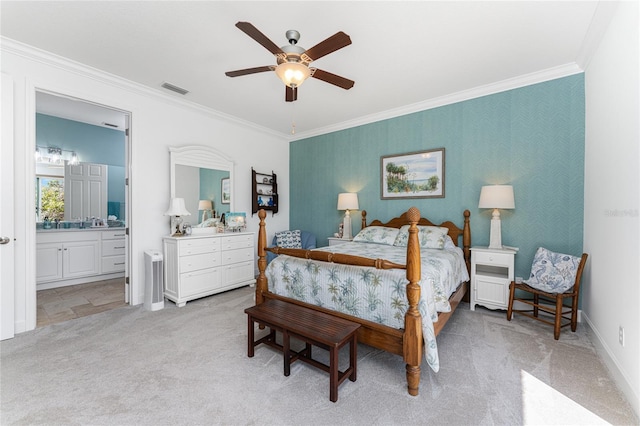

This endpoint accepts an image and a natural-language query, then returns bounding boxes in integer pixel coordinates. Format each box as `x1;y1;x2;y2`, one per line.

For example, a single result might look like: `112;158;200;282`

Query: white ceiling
1;1;603;138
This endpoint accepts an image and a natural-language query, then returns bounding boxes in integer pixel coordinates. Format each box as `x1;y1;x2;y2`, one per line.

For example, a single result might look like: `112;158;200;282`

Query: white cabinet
36;228;126;289
470;246;517;311
36;231;100;284
101;229;126;273
163;232;255;307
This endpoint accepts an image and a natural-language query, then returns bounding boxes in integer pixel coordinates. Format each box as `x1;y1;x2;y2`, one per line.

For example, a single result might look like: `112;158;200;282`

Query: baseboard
583;312;640;418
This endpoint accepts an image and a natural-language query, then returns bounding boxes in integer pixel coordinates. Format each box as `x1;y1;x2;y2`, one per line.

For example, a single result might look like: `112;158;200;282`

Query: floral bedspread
265;241;469;372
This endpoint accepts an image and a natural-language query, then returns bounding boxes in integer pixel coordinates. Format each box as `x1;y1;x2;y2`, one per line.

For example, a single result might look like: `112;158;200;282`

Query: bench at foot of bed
245;299;361;402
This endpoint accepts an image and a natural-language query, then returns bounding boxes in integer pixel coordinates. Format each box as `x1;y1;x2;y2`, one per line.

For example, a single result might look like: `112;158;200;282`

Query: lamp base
487;217;503;249
342;210;353;240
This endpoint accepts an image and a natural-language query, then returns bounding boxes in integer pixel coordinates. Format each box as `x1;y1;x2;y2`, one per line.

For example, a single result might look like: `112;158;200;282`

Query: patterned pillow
524;247;581;293
352;226;400;245
393;225;449;249
275;230;302;249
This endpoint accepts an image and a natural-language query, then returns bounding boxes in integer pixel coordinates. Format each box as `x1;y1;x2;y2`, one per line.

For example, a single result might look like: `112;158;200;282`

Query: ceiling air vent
161;82;189;95
102;122;119;128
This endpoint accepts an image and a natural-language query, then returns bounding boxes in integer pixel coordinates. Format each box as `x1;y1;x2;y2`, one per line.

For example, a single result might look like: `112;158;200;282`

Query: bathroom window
36;176;64;221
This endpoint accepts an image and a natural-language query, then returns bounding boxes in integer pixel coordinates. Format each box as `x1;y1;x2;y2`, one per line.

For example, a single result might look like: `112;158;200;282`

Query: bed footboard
256;207;424;396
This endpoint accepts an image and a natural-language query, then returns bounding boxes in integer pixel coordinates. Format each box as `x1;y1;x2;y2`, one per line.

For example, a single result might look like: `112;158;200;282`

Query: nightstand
470;246;518;311
328;237;353;246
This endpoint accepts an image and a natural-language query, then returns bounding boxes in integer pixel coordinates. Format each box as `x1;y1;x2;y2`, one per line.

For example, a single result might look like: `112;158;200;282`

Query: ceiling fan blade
225;66;274;77
311;68;355;90
235;22;285;56
302;31;352;62
285;85;298;102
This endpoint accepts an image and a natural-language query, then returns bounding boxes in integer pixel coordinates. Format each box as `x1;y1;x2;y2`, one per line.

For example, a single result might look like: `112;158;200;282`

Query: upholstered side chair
507;249;588;340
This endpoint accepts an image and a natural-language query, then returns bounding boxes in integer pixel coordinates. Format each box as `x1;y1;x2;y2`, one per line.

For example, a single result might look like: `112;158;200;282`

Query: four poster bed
255;207;471;396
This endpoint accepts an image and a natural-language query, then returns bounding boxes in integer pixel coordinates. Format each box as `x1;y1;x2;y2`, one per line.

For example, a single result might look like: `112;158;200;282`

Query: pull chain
290;96;296;135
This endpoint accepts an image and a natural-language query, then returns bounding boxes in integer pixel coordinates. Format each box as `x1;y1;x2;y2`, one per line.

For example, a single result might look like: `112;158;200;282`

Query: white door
64;162;108;221
1;73;15;340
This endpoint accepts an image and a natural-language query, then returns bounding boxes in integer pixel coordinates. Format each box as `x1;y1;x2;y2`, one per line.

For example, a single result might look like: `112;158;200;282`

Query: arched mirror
169;145;234;230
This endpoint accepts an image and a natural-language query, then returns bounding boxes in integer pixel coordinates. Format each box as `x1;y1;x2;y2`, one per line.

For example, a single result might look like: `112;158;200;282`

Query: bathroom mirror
169;145;234;227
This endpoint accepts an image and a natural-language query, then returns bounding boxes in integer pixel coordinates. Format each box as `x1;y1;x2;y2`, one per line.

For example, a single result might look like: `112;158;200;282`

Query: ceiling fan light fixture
275;62;310;88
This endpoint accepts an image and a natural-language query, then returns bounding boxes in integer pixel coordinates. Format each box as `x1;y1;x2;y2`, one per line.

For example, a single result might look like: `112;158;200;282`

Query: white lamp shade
198;200;213;211
337;193;359;211
478;185;515;209
164;198;191;216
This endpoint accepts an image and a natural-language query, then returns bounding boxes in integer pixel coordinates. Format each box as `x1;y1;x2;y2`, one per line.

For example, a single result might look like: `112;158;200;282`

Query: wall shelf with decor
252;168;278;216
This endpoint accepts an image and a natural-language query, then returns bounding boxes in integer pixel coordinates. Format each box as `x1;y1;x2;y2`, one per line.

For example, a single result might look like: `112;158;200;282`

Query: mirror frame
169;145;235;213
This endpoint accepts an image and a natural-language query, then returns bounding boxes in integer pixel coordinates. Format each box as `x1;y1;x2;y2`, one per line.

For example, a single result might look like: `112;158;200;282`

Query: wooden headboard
361;209;471;272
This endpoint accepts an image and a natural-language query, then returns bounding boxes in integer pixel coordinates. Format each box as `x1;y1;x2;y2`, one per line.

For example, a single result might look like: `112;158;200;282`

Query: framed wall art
221;178;230;204
381;148;445;199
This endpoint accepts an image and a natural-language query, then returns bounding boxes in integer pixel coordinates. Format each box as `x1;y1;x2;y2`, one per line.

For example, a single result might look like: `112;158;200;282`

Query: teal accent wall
199;168;230;221
290;75;585;278
36;113;126;219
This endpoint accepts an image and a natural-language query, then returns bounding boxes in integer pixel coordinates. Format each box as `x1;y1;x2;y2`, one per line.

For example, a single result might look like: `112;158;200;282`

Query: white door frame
1;73;15;340
24;87;134;331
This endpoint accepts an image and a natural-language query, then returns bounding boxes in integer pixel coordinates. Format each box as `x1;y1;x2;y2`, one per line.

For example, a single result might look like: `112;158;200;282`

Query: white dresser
163;232;255;307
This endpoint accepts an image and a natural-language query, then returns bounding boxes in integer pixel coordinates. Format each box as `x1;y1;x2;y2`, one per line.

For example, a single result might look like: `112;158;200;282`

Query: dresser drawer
102;239;126;256
179;252;222;273
222;247;254;265
223;260;254;285
102;230;126;240
472;251;512;266
222;234;253;251
102;256;125;273
180;267;221;297
179;238;220;256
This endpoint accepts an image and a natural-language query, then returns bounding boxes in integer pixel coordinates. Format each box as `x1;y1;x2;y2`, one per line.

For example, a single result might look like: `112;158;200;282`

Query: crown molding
289;63;584;141
1;37;284;139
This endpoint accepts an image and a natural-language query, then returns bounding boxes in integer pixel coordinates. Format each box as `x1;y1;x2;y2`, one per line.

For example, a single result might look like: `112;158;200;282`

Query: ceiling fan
225;22;355;102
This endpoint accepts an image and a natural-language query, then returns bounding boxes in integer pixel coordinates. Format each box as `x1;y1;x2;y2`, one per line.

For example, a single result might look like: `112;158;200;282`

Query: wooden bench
245;299;360;402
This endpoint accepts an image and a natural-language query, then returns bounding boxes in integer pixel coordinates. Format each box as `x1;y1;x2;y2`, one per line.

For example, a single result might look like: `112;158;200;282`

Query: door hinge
125;276;130;284
126;227;129;236
125;177;129;185
125;128;130;137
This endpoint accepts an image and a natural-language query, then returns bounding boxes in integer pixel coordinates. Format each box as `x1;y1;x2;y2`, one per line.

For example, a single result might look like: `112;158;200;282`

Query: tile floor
37;278;126;328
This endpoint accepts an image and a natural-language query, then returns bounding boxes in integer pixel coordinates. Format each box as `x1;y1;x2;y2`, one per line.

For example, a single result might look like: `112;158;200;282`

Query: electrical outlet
619;326;625;346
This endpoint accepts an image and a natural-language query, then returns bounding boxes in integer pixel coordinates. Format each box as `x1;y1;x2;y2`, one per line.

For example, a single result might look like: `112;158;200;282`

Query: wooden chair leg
570;294;579;332
554;296;563;340
533;294;539;317
506;282;515;321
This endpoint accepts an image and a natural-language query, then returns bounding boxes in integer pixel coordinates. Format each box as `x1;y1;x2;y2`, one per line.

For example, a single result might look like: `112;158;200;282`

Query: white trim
1;37;284;140
583;312;640;416
290;63;583;141
575;1;620;70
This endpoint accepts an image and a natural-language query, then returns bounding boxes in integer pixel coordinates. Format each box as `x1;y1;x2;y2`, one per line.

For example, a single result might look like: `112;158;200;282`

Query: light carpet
1;286;637;425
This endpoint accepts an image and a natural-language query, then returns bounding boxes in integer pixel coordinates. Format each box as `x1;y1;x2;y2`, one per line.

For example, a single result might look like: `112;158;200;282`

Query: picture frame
381;148;445;199
221;178;230;204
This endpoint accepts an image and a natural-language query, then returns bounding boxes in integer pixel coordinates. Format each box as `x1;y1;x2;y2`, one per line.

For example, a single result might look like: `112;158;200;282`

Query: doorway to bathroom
34;91;131;327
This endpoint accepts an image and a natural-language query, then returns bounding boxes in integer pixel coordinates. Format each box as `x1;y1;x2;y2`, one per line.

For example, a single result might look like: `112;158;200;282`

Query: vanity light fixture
35;146;80;165
164;198;191;237
337;192;359;240
478;185;515;249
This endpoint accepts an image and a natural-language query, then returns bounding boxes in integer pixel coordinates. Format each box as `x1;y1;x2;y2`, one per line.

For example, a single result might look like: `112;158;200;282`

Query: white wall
1;38;290;333
583;1;639;416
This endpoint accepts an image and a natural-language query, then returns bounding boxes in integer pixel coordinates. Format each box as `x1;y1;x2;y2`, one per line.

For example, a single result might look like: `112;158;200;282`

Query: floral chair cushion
275;230;302;249
524;247;581;293
393;225;449;249
352;226;400;245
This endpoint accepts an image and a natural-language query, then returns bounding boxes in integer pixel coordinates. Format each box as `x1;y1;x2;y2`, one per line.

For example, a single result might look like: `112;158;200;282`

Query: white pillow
524;247;581;293
352;226;400;245
275;230;302;249
393;225;449;249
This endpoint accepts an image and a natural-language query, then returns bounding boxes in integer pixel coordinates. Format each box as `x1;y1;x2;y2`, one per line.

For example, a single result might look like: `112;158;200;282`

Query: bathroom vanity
36;227;126;289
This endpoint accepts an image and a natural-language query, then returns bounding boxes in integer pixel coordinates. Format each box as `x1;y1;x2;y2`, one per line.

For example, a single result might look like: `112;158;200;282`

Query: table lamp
337;193;359;240
165;197;191;236
478;185;515;249
198;199;213;222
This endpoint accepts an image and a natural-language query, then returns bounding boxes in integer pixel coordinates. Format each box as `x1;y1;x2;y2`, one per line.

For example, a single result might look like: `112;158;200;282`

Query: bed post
361;210;367;229
403;207;423;396
256;209;268;305
462;209;471;274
